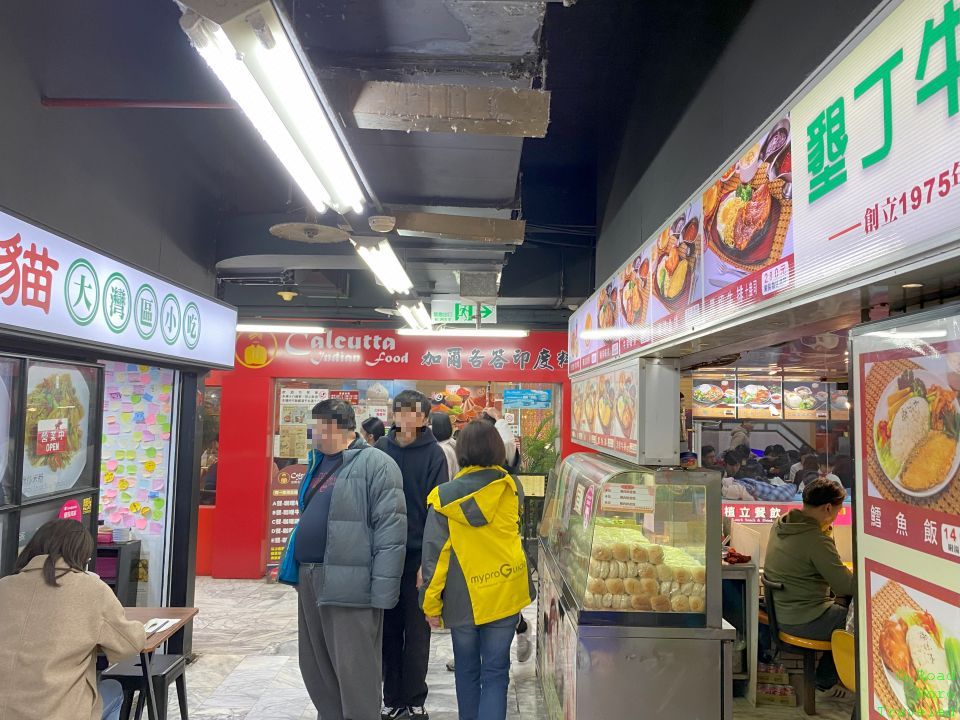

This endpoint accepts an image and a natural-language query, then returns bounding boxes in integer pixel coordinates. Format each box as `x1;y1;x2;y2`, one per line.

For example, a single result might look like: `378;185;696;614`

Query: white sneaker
516;625;533;662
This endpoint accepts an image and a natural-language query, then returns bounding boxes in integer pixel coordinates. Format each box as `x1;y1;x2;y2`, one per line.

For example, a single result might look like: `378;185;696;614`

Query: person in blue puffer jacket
279;398;407;720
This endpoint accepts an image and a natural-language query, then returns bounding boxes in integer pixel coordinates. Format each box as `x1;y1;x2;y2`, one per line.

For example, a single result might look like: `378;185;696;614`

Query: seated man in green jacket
764;477;853;692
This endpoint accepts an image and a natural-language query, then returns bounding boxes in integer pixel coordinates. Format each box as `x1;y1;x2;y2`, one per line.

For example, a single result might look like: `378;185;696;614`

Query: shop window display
264;377;561;568
199;387;221;505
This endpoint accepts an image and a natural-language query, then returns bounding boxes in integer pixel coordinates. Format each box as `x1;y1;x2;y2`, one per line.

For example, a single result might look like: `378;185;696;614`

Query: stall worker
362;416;387;446
764;478;854;693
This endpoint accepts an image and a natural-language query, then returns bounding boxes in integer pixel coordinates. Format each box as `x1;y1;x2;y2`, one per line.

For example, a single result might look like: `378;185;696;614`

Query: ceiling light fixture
179;3;364;214
398;328;529;338
276;286;299;301
352;237;414;295
397;301;432;331
865;329;947;340
236;323;325;333
901;282;924;288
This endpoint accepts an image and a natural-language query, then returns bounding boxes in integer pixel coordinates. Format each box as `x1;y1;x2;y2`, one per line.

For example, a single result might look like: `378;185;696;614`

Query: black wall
595;0;883;283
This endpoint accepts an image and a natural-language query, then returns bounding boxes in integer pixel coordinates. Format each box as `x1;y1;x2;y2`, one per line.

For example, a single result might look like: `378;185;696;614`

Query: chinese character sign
0;211;236;367
793;0;960;299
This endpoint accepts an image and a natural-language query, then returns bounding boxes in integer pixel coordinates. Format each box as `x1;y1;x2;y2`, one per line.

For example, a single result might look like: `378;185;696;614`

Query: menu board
99;361;176;606
0;359;18;507
782;379;829;420
853;308;960;720
280;387;328;426
20;361;97;500
649;200;703;345
700;113;794;326
570;362;639;463
267;462;306;567
735;376;783;420
691;374;737;419
829;384;850;421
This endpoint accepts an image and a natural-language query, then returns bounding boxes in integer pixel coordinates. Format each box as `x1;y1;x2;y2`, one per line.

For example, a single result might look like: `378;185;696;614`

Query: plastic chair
831;630;857;720
761;578;833;715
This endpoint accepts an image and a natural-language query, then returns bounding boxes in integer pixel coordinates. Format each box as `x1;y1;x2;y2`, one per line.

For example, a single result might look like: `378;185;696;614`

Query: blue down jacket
278;435;407;610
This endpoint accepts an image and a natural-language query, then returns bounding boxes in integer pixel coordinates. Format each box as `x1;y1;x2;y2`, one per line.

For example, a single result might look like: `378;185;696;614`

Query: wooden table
122;607;198;720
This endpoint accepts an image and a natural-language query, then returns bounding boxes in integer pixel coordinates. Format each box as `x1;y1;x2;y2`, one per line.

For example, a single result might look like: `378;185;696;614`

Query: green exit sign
431;296;498;324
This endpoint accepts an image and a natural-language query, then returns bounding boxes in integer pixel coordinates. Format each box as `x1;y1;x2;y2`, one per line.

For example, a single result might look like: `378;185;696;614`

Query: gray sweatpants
298;565;385;720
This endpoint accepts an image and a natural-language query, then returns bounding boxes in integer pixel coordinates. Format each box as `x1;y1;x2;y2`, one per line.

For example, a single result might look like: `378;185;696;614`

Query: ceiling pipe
41;96;236;110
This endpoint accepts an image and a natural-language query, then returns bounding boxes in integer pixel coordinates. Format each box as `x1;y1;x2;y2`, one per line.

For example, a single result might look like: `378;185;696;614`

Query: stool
761;579;833;715
102;654;188;720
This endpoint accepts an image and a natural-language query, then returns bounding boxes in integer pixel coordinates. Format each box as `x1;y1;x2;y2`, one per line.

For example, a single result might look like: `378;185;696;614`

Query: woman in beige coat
0;519;146;720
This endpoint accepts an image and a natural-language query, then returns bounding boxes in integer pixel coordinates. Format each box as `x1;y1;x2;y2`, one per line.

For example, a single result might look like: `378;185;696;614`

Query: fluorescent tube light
398;328;530;338
236;323;325;333
180;3;365;214
582;328;647;341
864;329;947;340
353;238;414;295
397;301;432;331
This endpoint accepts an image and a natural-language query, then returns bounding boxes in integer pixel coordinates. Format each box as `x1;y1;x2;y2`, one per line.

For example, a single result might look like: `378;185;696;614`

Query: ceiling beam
333;80;550;138
393;211;525;245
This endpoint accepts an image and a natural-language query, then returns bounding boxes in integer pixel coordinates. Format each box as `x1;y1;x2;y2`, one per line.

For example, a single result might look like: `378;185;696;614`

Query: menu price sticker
602;484;655;514
942;522;960;558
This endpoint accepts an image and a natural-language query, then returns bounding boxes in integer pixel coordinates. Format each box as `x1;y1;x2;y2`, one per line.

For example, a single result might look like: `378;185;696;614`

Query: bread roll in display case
537;453;734;720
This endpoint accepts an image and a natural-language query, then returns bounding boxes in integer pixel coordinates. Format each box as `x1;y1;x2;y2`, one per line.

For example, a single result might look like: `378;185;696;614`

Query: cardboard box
757;685;797;707
757;671;791;685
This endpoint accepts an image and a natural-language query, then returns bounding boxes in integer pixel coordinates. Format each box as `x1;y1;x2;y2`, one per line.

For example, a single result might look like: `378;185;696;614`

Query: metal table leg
139;651;159;720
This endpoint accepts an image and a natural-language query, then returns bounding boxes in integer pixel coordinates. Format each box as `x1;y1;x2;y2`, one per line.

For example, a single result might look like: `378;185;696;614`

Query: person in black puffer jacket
376;390;448;720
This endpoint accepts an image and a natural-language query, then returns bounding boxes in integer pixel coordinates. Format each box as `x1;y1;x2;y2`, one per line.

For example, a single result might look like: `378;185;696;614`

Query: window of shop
199;387;221;506
0;355;101;577
265;377;561;567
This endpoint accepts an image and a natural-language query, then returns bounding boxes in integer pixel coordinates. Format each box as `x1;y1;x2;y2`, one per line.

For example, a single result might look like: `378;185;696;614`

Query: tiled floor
178;577;855;719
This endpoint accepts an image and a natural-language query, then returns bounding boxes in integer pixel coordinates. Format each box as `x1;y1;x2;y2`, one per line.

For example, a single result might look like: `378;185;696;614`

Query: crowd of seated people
715;442;852;502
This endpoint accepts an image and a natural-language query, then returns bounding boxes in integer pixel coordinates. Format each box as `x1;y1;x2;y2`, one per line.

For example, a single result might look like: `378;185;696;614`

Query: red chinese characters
0;234;60;313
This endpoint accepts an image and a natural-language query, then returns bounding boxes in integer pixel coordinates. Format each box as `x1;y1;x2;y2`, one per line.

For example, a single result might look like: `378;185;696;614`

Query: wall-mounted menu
782;380;829;420
735;376;782;420
691;374;737;419
571;362;639;463
829;384;850;421
21;361;97;500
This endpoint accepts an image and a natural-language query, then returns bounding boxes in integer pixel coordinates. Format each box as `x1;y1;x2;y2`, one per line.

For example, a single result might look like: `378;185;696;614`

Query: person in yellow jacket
419;419;535;720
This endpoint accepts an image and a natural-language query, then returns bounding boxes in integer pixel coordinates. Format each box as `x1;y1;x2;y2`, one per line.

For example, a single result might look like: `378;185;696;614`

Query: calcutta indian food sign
570;0;960;374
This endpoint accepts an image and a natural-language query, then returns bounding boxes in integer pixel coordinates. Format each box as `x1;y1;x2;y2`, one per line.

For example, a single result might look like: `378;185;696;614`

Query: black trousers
383;568;432;708
780;602;849;690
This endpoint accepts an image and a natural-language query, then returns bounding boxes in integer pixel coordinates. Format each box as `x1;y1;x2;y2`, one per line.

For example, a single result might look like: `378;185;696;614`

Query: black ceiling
6;0;753;325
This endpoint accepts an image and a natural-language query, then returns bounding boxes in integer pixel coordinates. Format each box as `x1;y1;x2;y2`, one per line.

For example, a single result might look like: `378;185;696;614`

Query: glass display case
538;453;733;720
540;452;720;627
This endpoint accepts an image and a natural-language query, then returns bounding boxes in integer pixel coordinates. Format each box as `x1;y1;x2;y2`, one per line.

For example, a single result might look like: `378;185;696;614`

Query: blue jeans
99;679;124;720
450;614;517;720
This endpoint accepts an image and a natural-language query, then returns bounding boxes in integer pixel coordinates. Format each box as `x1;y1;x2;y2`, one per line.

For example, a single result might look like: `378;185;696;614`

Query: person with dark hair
0;519;145;720
279;399;407;720
376;389;448;720
420;420;535;720
832;455;854;490
817;453;842;486
763;478;853;692
362;416;387;446
431;413;459;482
478;406;519;471
700;445;718;469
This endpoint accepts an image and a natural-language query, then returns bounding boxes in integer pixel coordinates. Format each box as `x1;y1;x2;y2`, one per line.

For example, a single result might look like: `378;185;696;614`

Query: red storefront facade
206;329;577;578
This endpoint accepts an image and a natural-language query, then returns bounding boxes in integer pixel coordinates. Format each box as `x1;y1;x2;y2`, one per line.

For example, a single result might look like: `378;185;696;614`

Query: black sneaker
382;707;409;720
408;707;429;720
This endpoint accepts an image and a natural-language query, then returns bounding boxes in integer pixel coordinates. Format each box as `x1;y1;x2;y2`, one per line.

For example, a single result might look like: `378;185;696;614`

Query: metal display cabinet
537;452;735;720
